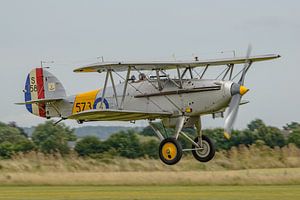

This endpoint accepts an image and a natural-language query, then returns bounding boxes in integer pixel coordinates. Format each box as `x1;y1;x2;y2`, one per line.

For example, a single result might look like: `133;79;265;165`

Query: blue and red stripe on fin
24;68;46;118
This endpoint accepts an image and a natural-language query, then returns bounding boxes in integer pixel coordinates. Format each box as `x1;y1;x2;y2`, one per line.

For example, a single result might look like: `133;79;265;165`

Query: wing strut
98;69;120;109
120;66;131;109
229;64;234;80
109;70;119;108
155;69;163;91
176;66;183;88
100;69;110;108
200;65;209;79
222;65;232;80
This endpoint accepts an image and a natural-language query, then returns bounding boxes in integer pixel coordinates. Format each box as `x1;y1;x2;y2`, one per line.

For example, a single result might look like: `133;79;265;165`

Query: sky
0;0;299;129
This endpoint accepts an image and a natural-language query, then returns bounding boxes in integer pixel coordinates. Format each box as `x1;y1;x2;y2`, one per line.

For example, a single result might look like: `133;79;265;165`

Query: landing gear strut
193;117;215;162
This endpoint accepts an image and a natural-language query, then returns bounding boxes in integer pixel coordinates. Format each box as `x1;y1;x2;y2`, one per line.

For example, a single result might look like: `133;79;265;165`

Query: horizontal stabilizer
15;98;63;105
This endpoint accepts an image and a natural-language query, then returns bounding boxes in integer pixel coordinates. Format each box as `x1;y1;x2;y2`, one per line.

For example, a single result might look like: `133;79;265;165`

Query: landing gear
192;116;216;162
191;135;215;162
159;138;182;165
149;116;216;165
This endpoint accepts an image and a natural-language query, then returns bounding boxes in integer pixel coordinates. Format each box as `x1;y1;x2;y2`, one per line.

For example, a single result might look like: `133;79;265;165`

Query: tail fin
24;68;66;118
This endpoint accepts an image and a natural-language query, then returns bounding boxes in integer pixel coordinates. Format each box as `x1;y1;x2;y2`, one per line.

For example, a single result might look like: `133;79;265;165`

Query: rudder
24;68;66;118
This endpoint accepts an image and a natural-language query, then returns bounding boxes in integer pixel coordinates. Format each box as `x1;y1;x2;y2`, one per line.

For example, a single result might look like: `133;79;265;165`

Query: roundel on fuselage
93;97;109;109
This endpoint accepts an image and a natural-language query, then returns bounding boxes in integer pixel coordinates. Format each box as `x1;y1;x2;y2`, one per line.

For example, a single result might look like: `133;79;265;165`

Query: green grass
0;185;299;200
2;144;299;173
1;168;300;186
0;145;299;199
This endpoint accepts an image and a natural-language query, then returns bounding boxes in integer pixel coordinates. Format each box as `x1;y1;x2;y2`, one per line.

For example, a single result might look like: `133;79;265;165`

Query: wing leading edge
74;54;280;73
68;109;172;122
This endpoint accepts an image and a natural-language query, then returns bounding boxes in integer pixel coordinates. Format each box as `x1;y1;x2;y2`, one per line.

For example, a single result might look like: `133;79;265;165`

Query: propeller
224;45;252;139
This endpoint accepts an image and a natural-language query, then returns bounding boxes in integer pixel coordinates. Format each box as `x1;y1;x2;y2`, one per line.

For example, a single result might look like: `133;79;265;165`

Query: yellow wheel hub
162;142;177;160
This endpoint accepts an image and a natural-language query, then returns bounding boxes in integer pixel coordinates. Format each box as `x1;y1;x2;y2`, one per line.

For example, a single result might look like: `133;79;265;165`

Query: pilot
130;75;136;82
134;73;146;83
138;73;146;81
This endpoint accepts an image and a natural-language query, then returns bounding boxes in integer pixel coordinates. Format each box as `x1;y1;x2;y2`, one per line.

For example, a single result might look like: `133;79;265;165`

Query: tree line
0;119;299;159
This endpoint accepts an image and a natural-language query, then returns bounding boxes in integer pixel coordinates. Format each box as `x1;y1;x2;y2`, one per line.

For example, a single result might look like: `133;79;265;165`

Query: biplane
17;49;280;165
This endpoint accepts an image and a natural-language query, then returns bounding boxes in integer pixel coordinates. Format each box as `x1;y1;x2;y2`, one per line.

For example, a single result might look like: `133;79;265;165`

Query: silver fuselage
51;79;233;120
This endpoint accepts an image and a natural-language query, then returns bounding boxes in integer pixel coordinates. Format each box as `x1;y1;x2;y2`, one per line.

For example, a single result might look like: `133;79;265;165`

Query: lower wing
68;109;172;122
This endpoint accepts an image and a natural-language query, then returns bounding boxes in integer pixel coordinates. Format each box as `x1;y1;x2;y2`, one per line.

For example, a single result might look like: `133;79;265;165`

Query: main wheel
159;138;182;165
192;135;215;162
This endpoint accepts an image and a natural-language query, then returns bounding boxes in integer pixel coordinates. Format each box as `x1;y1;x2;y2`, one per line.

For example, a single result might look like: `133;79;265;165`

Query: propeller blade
224;45;252;139
224;94;241;139
238;44;252;85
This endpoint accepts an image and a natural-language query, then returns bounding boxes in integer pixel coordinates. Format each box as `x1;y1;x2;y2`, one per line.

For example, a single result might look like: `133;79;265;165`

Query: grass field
0;146;299;199
2;144;299;173
0;168;300;186
0;185;299;200
1;168;299;200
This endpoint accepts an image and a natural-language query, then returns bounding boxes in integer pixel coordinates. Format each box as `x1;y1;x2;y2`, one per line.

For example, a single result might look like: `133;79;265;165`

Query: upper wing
74;54;280;73
68;109;172;122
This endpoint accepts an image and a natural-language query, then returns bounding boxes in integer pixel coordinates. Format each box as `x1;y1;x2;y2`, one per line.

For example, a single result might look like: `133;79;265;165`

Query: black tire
159;138;182;165
192;135;215;162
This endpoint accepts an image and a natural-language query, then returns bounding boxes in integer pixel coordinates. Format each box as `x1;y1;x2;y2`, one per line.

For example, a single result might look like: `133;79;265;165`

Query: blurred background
0;0;299;128
0;1;299;199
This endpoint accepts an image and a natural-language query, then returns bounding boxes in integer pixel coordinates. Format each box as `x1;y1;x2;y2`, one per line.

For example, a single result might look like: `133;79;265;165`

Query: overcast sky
0;0;299;129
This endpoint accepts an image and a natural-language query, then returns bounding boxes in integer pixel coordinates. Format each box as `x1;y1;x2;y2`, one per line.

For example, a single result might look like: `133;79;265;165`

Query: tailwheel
192;135;215;162
159;138;182;165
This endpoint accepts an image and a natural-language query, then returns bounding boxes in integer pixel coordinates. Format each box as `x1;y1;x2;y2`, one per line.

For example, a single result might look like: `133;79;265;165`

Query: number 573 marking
75;102;92;113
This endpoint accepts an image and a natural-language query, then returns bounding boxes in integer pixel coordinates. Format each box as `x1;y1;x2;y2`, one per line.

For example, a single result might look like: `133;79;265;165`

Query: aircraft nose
231;83;249;96
239;85;249;95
